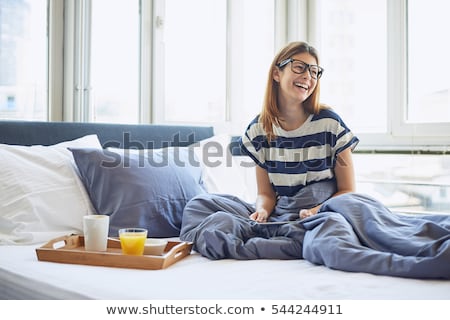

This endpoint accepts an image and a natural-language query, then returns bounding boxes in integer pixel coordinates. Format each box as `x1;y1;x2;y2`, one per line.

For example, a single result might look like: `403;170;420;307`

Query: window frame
387;0;450;148
48;0;64;121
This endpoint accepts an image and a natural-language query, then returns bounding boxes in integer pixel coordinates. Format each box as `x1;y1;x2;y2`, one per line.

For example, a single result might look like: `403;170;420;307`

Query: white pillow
191;134;255;202
0;134;102;245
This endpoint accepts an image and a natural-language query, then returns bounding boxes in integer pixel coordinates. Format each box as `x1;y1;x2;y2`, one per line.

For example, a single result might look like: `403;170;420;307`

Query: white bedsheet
1;243;449;300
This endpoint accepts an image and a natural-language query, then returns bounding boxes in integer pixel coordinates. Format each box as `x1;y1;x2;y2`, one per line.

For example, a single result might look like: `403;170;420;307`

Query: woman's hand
250;209;270;223
299;205;321;219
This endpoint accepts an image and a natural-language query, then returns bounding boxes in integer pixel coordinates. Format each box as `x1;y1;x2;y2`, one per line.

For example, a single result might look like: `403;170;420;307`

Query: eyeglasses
277;58;324;80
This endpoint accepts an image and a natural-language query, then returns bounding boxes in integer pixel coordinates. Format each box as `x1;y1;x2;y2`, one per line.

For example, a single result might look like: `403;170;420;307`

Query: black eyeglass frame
277;58;324;79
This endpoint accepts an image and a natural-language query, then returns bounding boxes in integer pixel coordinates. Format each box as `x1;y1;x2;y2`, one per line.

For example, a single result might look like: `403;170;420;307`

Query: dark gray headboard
0;121;214;149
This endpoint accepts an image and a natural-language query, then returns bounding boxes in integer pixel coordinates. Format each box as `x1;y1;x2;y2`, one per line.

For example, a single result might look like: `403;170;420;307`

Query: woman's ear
272;67;280;83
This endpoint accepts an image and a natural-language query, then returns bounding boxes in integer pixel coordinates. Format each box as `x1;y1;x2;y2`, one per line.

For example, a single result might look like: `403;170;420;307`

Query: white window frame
48;0;64;121
386;0;450;148
60;0;95;122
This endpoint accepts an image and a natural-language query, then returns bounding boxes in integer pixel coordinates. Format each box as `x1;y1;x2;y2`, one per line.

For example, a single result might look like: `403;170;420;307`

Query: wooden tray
36;234;193;270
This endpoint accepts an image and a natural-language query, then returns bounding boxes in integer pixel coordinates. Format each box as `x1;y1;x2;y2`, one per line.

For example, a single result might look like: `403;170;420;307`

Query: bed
1;120;449;300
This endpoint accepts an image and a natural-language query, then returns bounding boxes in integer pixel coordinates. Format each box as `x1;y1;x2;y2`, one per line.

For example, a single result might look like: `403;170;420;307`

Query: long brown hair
260;41;326;141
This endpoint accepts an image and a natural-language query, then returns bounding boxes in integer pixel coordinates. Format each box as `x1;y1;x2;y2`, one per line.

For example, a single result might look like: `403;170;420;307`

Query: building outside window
0;0;47;120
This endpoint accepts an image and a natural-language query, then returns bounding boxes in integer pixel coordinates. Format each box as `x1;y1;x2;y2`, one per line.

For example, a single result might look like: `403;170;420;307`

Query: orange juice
118;228;147;255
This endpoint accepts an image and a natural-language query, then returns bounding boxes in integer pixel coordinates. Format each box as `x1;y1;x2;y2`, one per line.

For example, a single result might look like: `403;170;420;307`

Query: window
0;0;275;132
311;0;450;148
64;0;275;127
2;0;449;149
153;0;275;134
0;0;47;120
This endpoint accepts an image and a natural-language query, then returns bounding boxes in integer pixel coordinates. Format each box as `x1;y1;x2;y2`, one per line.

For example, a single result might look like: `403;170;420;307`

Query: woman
180;41;358;260
180;42;450;279
241;41;358;222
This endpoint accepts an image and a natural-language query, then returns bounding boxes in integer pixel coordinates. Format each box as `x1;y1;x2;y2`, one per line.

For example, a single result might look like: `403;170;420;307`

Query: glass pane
316;0;387;133
90;0;139;123
233;0;275;133
0;0;47;120
163;0;227;123
408;0;450;123
355;153;450;214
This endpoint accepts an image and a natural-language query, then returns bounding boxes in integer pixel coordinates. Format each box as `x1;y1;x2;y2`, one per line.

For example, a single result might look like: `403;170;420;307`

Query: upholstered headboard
0;121;214;149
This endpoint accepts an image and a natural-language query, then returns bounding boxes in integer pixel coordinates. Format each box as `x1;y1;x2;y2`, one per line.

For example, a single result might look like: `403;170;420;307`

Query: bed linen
1;242;449;300
1;120;449;300
181;182;450;279
303;193;450;279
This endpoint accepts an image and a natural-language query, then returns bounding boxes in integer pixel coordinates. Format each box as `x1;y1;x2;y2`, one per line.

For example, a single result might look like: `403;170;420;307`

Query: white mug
83;215;109;251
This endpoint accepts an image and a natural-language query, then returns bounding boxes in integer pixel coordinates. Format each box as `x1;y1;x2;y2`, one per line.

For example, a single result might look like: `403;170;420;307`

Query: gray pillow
70;147;206;237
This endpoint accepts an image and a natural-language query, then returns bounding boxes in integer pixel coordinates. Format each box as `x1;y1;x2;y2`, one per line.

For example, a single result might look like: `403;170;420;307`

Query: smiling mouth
294;82;309;90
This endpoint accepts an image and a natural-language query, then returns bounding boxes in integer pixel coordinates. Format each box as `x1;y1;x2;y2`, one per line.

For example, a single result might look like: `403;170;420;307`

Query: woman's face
273;52;319;106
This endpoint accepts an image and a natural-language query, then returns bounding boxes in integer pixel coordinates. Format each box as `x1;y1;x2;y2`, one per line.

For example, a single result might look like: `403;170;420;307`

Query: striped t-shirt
240;109;359;197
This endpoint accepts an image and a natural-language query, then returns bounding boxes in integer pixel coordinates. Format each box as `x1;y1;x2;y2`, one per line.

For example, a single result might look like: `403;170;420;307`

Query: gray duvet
180;181;450;279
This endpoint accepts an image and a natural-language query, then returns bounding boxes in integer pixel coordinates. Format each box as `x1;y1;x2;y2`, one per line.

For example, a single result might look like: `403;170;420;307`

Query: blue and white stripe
240;109;359;196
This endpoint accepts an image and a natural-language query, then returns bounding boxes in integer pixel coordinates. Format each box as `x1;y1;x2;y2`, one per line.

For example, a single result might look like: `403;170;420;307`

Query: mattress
1;242;449;300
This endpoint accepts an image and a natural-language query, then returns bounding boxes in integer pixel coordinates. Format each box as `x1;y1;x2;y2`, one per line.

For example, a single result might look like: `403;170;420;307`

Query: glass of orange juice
118;228;148;255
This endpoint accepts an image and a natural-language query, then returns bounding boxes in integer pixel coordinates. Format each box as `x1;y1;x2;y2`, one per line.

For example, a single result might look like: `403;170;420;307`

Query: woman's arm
250;165;277;222
300;147;356;218
333;146;356;195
